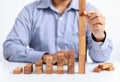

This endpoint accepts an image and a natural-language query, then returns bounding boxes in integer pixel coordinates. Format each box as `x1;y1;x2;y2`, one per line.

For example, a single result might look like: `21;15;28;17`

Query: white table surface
0;61;120;82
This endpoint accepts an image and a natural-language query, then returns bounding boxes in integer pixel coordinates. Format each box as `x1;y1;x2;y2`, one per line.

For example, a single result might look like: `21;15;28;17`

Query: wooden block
93;62;114;73
93;66;102;73
46;70;53;74
13;67;23;74
67;50;75;74
78;0;86;74
98;62;113;70
57;52;65;74
24;64;33;74
46;55;53;74
35;66;43;73
35;60;43;66
57;65;64;74
35;66;43;74
67;69;74;74
105;66;114;71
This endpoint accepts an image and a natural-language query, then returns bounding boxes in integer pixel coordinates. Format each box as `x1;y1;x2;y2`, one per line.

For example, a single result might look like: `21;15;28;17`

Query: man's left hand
87;10;105;42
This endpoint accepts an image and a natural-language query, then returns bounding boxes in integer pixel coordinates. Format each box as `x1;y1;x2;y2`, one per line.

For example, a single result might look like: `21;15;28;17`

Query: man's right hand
42;53;57;64
42;50;68;65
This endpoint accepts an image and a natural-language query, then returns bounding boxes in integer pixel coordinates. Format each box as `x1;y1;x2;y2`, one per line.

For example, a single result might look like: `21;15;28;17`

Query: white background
0;0;120;62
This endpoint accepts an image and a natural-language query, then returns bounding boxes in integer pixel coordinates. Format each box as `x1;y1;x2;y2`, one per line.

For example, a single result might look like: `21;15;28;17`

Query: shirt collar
67;0;79;11
37;0;79;11
37;0;52;9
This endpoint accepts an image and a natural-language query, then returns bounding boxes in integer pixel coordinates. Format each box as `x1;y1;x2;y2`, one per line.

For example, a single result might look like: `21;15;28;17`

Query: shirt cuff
91;32;108;51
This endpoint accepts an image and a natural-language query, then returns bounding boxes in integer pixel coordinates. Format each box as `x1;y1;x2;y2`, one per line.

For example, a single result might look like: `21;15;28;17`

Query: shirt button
59;17;63;21
58;33;62;37
57;47;61;51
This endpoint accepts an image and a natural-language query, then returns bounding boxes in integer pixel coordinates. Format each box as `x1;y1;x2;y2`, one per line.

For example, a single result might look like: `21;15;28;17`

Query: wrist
92;31;106;42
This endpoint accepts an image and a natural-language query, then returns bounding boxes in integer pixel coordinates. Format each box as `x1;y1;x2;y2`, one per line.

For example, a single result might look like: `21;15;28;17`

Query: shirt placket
56;15;65;51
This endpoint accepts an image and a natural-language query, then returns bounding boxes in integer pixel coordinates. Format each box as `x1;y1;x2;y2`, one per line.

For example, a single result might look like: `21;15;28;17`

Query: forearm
88;34;113;63
3;40;46;63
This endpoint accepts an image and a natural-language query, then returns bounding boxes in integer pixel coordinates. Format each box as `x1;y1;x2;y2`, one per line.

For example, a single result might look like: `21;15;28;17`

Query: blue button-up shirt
3;0;113;63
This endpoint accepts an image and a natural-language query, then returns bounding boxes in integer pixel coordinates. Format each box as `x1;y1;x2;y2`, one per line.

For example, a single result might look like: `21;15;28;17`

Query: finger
87;10;103;21
89;17;105;25
52;54;57;64
93;24;104;29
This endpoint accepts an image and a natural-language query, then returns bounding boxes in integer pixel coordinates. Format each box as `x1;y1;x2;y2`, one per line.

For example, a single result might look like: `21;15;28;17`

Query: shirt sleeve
87;29;113;63
3;5;47;63
86;2;113;63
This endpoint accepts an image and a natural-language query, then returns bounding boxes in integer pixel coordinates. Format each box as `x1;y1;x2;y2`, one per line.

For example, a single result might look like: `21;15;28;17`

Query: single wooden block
35;66;43;70
93;66;102;73
105;66;114;71
67;69;74;74
98;62;113;70
13;67;23;74
67;50;75;74
46;70;53;74
35;66;43;74
35;60;43;66
24;64;33;74
57;65;64;74
35;71;43;74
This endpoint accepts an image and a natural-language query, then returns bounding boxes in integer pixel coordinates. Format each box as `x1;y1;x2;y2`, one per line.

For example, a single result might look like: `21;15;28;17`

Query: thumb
87;10;96;14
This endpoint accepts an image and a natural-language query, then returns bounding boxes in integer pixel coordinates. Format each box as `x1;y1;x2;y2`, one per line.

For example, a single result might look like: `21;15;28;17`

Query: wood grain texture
98;63;113;70
46;55;53;74
13;67;23;74
57;52;64;74
35;59;43;74
24;64;33;74
93;66;102;73
67;50;75;74
78;0;86;74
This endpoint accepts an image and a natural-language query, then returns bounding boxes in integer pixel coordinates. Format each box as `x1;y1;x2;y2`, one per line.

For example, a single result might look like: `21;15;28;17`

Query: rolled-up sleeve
87;30;113;63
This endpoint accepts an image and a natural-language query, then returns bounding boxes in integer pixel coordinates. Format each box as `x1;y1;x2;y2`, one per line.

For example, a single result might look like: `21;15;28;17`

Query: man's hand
86;10;105;42
43;53;57;64
53;50;68;65
43;50;68;65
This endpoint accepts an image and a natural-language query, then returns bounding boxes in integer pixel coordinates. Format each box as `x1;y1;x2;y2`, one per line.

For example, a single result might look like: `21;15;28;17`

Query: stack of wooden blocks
13;50;75;74
24;64;33;74
35;60;43;74
46;55;53;74
67;50;75;74
57;51;65;74
13;67;23;74
93;62;114;73
13;50;115;74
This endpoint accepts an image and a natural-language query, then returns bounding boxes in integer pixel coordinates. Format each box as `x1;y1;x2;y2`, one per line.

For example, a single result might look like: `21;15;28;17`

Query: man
3;0;113;63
